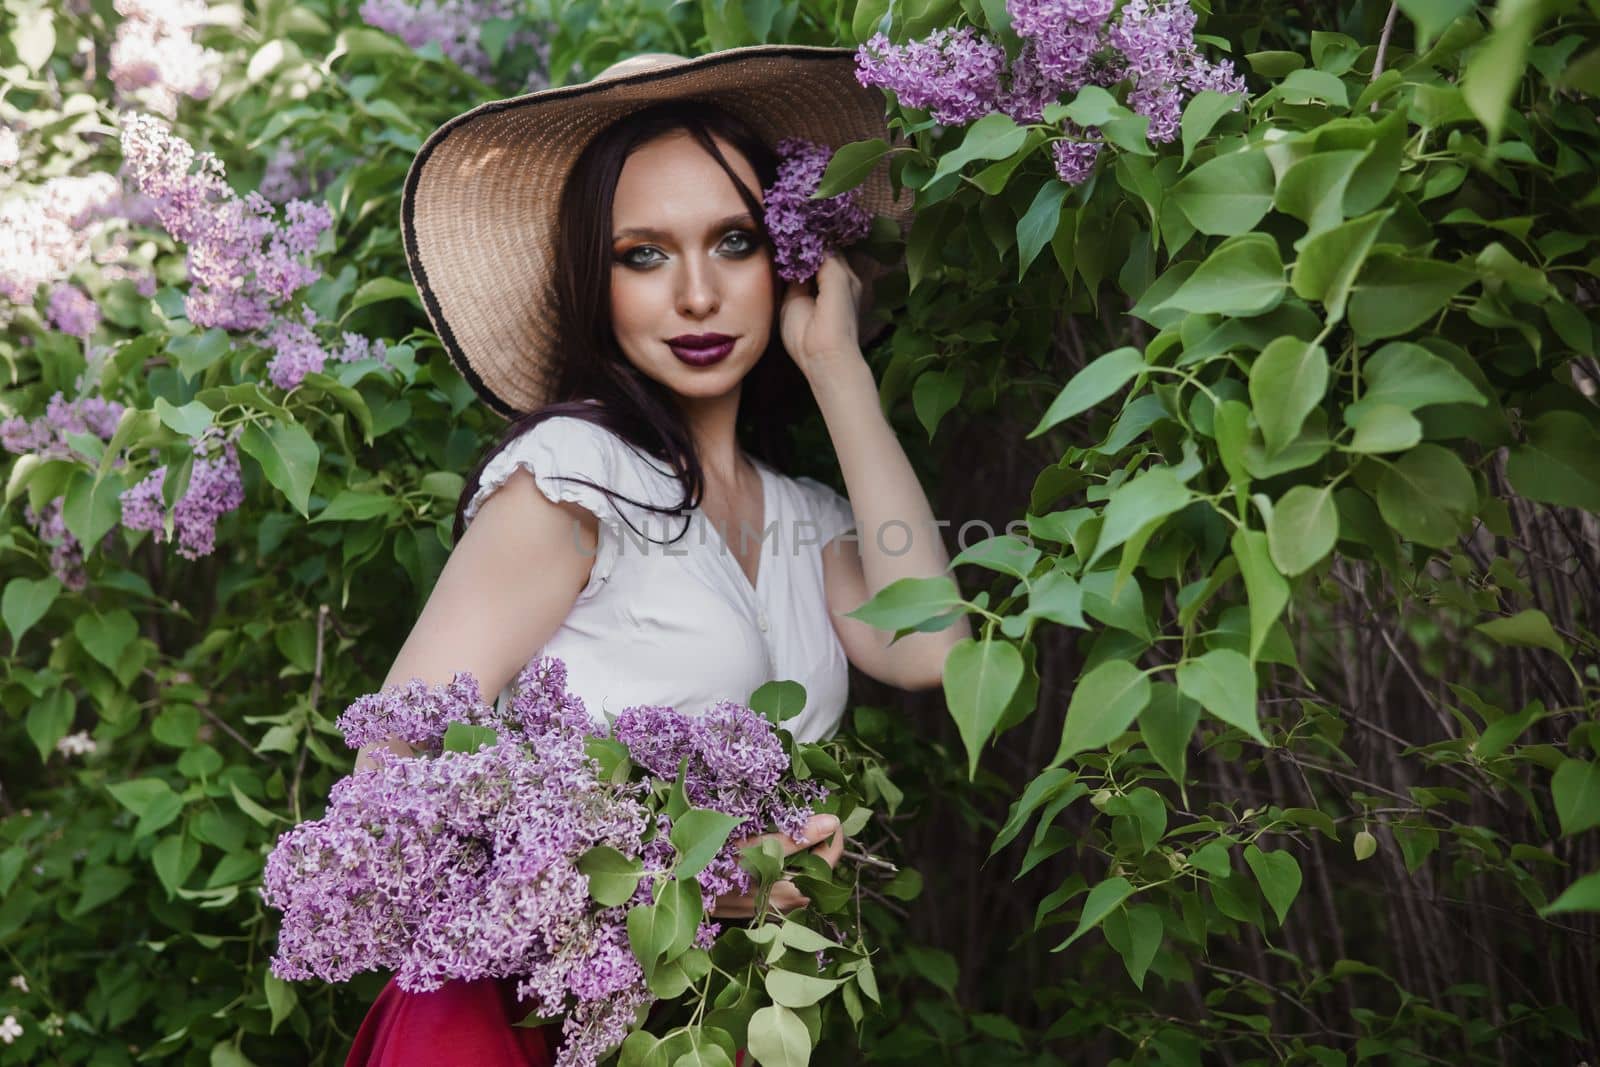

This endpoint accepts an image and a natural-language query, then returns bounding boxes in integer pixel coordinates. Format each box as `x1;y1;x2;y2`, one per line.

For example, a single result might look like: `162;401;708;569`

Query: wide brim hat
401;44;916;419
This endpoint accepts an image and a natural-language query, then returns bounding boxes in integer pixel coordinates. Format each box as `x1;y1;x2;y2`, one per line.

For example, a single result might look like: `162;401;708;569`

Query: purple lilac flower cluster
118;432;246;559
119;113;332;332
762;138;875;285
46;283;102;339
358;0;527;81
108;0;223;118
855;0;1247;184
615;700;826;916
264;307;391;391
20;500;97;591
265;657;828;1067
0;391;126;462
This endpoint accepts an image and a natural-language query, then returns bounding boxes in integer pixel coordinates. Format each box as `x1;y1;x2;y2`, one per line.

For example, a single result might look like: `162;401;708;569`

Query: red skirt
346;974;746;1066
346;975;556;1065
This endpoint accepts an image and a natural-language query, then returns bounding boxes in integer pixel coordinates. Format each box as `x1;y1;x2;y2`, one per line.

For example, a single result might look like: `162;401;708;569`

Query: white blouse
462;405;857;744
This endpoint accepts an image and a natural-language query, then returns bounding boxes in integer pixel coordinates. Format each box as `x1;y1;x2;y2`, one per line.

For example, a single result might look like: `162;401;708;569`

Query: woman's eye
616;232;759;268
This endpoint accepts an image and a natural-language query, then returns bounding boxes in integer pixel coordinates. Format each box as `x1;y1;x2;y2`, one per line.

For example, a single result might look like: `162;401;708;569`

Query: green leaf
312;490;398;523
4;575;61;647
765;970;846;1009
1138;683;1200;789
168;328;231;381
1461;0;1542;142
1089;468;1193;567
1552;760;1600;837
749;679;807;723
1052;876;1135;951
1397;0;1476;45
912;368;964;441
1103;902;1164;989
1376;444;1475;547
991;769;1079;856
931;113;1029;185
346;276;420;314
264;972;298;1034
25;690;75;761
1346;404;1422;454
1156;234;1286;317
1289;209;1390;321
1243;845;1302;925
942;638;1025;778
1353;342;1487;413
62;468;125;559
1274;149;1368;235
151;833;200;900
844;575;965;629
1170;150;1275;236
1279;68;1349;108
1540;869;1600;915
1266;484;1338;576
1180;91;1246;166
239;421;320;517
1025;567;1086;629
441;722;497;753
578;846;645;906
1017;180;1069;281
1029;346;1145;437
154;397;216;439
1349;254;1475;338
75;610;138;672
1475;609;1568;657
1250;337;1329;457
670;809;743;879
10;6;55;70
1230;530;1288;664
746;1005;812;1067
1053;660;1151;765
1505;411;1600;513
230;781;285;827
815;138;890;198
106;777;184;838
1176;649;1265;744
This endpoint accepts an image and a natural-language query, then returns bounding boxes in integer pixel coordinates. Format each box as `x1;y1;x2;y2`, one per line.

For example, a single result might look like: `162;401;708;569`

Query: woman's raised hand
710;813;844;920
779;252;864;377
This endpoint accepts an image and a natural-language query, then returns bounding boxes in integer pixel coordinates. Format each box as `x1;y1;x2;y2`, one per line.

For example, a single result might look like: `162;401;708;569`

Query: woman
343;45;970;1065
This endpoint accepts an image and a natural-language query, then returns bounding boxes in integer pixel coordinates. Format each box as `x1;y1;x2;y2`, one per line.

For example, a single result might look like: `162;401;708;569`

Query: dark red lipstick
667;333;736;367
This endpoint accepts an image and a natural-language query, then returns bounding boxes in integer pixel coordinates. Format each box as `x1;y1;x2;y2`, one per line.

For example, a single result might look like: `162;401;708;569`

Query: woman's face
608;129;776;403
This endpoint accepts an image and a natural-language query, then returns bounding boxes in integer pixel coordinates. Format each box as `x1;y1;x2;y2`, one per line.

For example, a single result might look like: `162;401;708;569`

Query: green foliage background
2;0;1598;1063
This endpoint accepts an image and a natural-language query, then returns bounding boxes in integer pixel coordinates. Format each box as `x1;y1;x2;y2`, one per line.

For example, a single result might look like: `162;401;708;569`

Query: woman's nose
676;258;720;317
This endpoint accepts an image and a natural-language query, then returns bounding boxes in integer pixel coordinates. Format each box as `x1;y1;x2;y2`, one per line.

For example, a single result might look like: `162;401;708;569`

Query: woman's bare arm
350;467;601;773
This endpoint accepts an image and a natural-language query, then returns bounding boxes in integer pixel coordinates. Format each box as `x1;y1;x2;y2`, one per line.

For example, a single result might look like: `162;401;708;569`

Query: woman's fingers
780;813;840;856
771;878;809;912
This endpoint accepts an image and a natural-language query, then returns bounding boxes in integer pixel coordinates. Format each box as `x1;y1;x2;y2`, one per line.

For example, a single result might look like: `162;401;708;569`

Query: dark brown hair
451;99;813;546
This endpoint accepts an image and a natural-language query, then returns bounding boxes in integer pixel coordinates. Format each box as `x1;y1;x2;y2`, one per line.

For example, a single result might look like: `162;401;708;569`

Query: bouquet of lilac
261;656;894;1067
762;137;875;285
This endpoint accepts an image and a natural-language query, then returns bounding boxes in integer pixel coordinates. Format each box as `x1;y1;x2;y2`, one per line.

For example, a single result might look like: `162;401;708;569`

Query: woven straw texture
402;45;915;418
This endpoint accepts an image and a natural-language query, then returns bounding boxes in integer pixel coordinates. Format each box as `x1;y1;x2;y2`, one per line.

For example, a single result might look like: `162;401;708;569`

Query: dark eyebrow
612;213;757;242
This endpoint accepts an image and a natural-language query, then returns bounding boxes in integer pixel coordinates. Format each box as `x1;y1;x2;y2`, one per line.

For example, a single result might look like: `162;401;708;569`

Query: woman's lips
668;339;734;366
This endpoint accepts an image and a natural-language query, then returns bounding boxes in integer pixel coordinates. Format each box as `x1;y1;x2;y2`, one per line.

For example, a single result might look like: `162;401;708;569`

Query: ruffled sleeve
463;416;625;605
793;475;856;549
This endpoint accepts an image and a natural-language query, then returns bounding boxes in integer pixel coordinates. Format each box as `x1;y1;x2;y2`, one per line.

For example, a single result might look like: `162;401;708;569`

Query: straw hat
400;44;916;419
